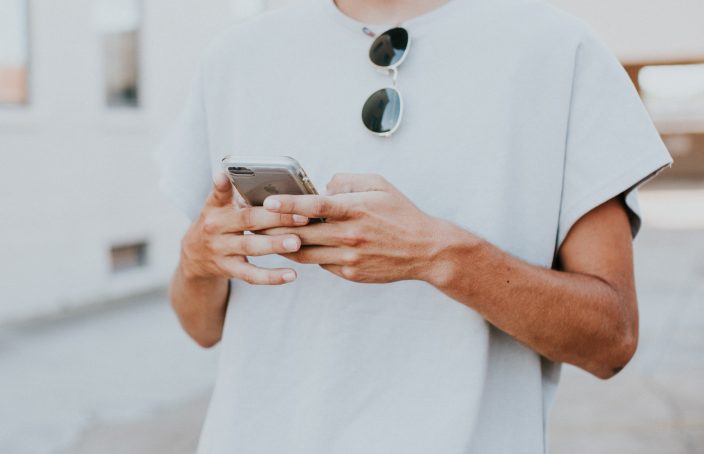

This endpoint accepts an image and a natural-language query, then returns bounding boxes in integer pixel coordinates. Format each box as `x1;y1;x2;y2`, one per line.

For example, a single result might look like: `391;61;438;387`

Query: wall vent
110;241;148;272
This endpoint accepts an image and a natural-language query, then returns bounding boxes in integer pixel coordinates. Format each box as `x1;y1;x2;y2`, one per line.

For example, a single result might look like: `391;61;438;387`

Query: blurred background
0;0;702;453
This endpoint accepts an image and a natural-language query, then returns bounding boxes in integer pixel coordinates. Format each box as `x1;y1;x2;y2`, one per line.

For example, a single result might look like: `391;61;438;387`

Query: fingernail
283;237;300;251
282;271;297;282
293;214;308;224
264;198;281;210
213;172;228;185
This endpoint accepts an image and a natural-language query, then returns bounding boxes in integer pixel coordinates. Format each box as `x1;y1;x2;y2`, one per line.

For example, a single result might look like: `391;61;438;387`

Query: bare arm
169;259;230;348
169;173;308;347
261;174;638;379
426;198;637;379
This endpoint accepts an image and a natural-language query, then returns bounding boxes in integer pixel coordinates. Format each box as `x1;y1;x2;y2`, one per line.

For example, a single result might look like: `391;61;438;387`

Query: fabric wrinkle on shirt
154;0;673;452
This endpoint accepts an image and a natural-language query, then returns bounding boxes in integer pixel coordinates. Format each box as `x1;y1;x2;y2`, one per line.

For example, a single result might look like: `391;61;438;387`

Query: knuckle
341;266;359;281
313;198;329;215
203;236;218;254
239;269;256;284
349;202;367;218
200;214;219;235
238;208;256;231
280;213;296;226
216;262;234;279
340;227;364;247
341;250;361;266
239;237;254;256
267;273;280;286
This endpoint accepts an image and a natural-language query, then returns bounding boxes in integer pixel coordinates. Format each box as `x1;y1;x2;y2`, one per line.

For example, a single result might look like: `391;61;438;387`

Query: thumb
208;172;234;206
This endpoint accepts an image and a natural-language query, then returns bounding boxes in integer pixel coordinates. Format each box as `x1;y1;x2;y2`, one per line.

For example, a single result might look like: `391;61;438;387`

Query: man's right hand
180;172;309;285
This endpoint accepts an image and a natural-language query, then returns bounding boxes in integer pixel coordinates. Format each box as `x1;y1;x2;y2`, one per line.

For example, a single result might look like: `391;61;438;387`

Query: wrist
179;258;204;282
419;218;484;290
178;247;215;283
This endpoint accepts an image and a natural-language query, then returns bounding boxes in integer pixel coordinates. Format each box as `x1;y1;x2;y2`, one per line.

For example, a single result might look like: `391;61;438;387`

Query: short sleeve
556;28;673;248
153;61;213;221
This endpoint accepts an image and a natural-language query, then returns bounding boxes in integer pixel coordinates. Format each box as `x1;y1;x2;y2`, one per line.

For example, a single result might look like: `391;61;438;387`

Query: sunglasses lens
369;27;409;67
362;88;402;135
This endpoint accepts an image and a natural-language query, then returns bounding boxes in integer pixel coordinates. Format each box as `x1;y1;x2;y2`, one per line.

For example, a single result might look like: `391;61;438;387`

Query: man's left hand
261;174;451;283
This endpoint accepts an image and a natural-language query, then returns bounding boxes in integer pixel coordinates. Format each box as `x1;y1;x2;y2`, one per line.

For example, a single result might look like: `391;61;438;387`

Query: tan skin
173;172;638;379
333;0;451;25
172;173;308;347
169;0;638;379
261;174;638;379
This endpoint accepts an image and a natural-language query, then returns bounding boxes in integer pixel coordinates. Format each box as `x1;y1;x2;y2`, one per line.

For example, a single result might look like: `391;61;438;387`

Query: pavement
550;226;704;454
1;185;702;454
0;296;219;454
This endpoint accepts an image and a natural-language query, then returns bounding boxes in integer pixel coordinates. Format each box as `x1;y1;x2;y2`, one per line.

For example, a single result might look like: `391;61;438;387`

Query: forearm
170;258;230;348
256;177;637;377
166;174;308;347
425;221;637;379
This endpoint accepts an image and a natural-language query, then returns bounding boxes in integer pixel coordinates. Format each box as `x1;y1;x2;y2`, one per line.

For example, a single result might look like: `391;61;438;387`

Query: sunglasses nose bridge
389;67;398;88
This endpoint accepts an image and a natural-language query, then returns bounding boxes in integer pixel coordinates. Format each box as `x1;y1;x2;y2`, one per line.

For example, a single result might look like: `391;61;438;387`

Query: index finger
214;206;309;234
263;194;349;219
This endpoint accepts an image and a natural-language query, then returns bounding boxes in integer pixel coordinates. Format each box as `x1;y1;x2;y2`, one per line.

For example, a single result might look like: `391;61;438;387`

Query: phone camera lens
229;166;255;176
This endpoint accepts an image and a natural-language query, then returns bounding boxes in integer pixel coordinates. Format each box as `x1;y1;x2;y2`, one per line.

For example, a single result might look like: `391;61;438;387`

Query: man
156;0;672;452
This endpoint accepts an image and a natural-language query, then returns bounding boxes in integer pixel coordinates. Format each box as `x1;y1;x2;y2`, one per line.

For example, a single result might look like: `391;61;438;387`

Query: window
110;241;148;272
639;63;704;118
0;0;29;105
95;0;142;108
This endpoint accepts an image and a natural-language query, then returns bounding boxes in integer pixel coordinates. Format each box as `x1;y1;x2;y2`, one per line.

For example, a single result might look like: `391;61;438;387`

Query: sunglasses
361;27;410;137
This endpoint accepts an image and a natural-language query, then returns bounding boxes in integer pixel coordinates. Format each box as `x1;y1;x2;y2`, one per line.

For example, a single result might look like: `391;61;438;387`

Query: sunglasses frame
363;28;411;137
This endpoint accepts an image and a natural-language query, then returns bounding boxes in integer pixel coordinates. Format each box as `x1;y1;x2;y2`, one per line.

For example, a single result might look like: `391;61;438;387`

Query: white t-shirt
155;0;672;452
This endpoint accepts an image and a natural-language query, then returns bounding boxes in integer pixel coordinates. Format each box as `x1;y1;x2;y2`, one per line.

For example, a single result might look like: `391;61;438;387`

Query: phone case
220;156;319;207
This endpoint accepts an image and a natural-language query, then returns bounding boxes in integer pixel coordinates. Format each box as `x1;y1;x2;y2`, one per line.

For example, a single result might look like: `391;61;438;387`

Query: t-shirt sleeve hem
158;173;207;222
556;155;672;249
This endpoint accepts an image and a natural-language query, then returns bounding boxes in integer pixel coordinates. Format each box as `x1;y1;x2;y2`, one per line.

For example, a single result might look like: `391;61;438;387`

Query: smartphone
221;156;321;216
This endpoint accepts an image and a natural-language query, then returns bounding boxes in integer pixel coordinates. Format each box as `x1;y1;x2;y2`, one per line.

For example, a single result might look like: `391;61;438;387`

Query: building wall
1;0;700;324
0;0;264;323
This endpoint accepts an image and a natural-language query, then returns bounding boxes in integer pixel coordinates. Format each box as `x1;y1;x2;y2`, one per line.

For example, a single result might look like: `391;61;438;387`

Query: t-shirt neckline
323;0;463;38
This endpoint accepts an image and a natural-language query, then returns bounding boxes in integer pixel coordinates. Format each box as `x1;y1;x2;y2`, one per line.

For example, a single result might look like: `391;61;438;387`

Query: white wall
0;0;261;324
1;0;699;324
